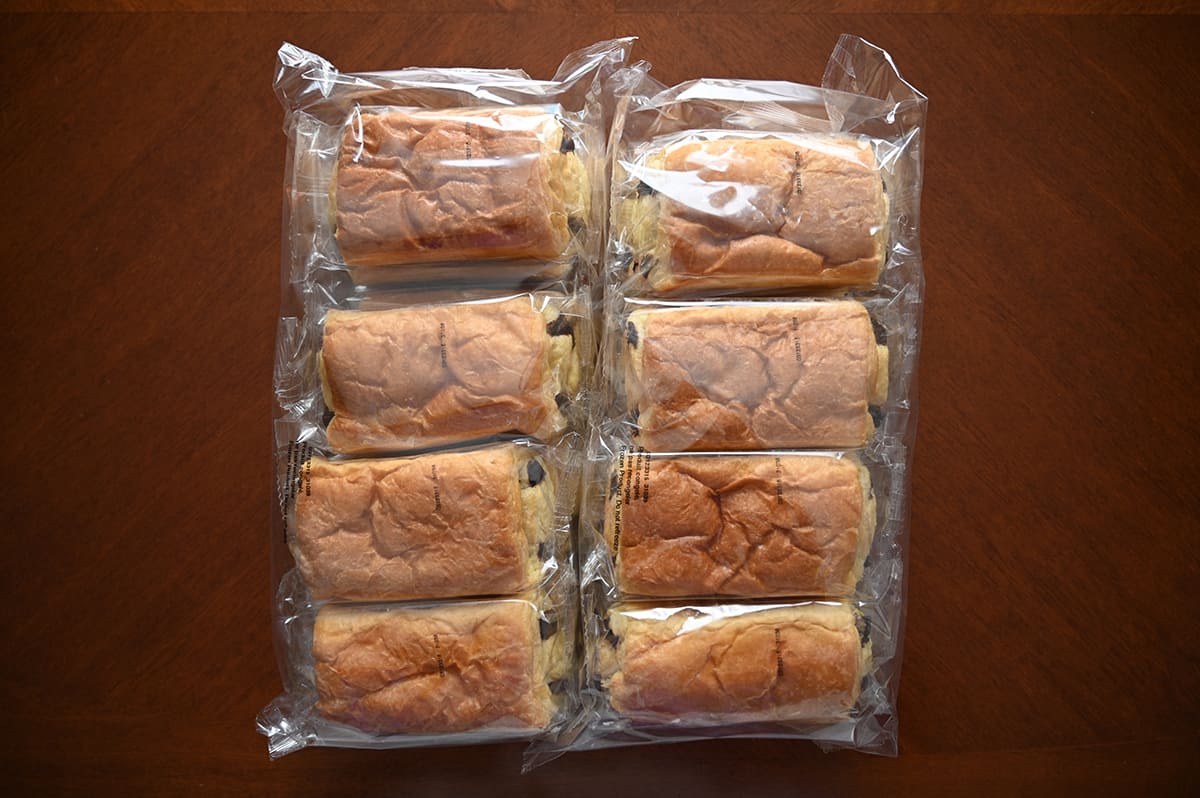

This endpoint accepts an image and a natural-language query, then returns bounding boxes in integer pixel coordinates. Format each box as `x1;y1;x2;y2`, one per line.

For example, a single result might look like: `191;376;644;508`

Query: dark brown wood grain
1;4;1197;796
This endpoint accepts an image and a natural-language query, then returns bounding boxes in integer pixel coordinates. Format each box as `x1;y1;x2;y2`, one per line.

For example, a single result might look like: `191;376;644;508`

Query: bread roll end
871;344;889;405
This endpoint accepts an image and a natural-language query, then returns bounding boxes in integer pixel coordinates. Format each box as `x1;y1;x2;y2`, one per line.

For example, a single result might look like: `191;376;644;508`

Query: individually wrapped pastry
543;37;927;767
275;38;632;289
334;106;589;269
605;36;925;300
318;294;582;454
266;38;632;764
596;602;869;725
312;597;569;736
614;133;887;295
619;299;887;451
603;451;874;598
288;443;559;601
259;592;574;754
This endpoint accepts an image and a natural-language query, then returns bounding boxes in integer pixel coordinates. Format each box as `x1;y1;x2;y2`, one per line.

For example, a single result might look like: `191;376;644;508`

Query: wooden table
3;2;1197;794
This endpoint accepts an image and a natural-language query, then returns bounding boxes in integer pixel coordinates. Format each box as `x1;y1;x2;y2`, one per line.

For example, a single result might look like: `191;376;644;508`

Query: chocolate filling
526;458;546;487
546;314;575;339
871;315;888;344
857;614;872;645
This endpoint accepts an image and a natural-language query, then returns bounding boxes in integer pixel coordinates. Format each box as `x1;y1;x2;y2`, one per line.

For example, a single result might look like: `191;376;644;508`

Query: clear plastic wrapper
287;441;565;602
553;36;926;763
335;107;587;269
593;449;874;599
576;431;910;609
600;602;867;724
277;292;589;456
259;590;575;757
601;296;911;452
262;432;584;757
607;36;925;299
263;39;632;761
275;39;632;289
263;33;926;766
567;600;900;754
614;134;887;295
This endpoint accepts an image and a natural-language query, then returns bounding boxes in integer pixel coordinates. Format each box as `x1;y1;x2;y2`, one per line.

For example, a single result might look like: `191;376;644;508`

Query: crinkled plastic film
555;36;926;762
600;602;867;722
285;439;573;604
579;444;906;605
275;40;630;290
599;295;911;452
607;38;925;303
261;591;577;758
283;291;591;456
260;39;634;759
613;132;891;296
261;33;925;766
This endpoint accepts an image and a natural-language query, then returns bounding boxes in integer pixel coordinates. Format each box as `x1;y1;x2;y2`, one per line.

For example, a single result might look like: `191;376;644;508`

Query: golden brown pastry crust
601;603;867;724
622;137;887;294
313;599;557;735
334;107;585;267
604;454;873;597
320;297;578;453
624;301;886;450
290;445;553;601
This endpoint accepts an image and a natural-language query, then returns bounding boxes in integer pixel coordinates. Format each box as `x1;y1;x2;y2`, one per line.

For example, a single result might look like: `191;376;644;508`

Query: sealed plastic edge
602;35;926;301
570;599;897;754
275;39;632;288
261;584;580;754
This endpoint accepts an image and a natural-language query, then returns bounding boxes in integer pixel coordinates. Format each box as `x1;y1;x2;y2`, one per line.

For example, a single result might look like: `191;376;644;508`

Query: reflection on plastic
264;37;632;761
616;134;888;295
599;602;868;725
552;34;926;767
335;107;588;268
